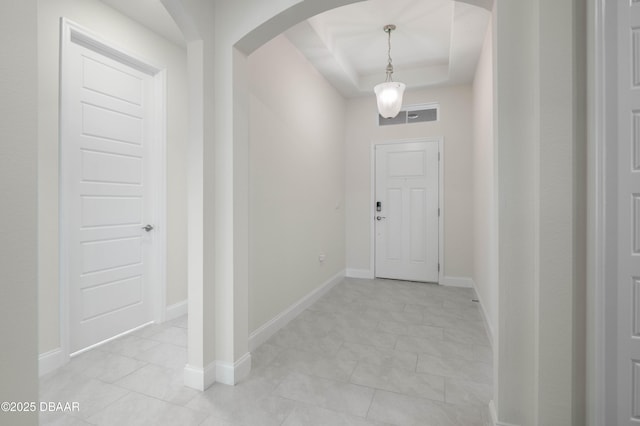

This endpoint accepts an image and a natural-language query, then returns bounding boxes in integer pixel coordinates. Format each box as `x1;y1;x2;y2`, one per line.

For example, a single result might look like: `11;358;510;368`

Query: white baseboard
489;400;521;426
39;348;66;377
183;351;252;390
471;280;495;349
215;352;252;385
489;400;498;426
165;299;187;322
184;360;216;391
248;270;345;351
440;275;474;288
346;268;374;279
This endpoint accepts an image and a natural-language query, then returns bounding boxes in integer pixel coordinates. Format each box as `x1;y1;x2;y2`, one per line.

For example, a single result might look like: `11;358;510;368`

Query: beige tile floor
39;278;494;426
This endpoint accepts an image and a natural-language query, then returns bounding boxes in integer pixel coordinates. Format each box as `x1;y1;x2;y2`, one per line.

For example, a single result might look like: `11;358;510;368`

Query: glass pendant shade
374;81;406;118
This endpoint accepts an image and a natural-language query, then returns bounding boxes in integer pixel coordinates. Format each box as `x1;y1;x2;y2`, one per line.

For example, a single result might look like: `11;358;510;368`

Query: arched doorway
169;0;495;392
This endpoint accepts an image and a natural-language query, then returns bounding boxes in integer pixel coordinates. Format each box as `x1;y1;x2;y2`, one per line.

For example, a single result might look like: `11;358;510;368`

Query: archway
162;0;373;391
164;0;496;391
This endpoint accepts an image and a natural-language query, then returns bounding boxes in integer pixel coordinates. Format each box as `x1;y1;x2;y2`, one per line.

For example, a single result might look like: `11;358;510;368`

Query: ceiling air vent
378;103;439;126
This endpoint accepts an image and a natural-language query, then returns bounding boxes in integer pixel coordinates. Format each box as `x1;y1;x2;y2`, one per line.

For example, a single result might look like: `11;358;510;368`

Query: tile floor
39;278;493;426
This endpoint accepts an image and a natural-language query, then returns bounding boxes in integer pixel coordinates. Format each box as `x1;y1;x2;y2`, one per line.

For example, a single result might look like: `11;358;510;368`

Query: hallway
39;278;492;426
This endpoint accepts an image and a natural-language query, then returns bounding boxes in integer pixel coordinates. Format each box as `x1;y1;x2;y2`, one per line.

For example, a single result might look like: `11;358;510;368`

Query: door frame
370;137;444;283
59;18;167;359
587;0;616;424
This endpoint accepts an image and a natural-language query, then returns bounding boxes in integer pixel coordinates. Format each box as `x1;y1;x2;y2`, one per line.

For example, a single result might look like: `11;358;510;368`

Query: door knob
142;224;154;232
376;216;386;221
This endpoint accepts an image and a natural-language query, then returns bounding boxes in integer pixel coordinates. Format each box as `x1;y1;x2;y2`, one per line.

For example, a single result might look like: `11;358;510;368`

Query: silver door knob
376;216;386;221
142;224;154;232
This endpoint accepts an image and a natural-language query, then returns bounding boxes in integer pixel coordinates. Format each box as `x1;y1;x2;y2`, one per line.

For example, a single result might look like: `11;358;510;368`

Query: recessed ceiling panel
285;0;490;97
308;0;453;76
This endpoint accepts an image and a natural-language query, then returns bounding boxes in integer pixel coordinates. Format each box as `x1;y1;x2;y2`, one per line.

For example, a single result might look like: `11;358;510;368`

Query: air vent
378;103;439;126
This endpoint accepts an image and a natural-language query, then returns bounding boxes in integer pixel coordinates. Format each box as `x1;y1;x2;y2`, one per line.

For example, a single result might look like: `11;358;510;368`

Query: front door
61;24;158;354
374;141;439;282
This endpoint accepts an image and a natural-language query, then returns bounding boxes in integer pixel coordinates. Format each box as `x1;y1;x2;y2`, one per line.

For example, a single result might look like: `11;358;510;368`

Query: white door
618;1;640;422
375;141;439;282
61;27;158;354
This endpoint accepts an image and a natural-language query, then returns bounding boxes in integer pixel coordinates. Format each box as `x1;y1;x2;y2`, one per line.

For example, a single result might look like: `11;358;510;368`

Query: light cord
385;27;394;82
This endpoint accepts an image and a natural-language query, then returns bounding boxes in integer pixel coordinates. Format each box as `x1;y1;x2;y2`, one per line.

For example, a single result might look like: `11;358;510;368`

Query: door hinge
438;152;440;161
438;208;440;217
438;263;440;272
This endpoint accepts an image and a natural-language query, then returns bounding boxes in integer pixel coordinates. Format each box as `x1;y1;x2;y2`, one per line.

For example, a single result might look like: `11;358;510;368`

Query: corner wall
345;85;474;282
247;35;346;333
0;1;39;424
472;16;497;341
493;0;587;424
38;0;189;355
179;0;360;387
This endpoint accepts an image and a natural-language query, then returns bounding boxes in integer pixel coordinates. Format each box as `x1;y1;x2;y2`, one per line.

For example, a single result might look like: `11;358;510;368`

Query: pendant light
374;24;406;118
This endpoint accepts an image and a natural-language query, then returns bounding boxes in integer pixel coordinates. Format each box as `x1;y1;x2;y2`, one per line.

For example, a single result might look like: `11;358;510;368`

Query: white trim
184;361;216;391
248;270;345;351
70;321;153;357
369;147;376;278
66;20;161;74
471;279;495;349
494;418;520;426
587;0;608;424
404;102;440;113
438;138;445;284
59;18;168;357
439;276;473;288
59;17;74;364
40;320;156;376
38;349;65;377
215;352;252;385
150;68;168;324
489;400;498;426
165;299;188;322
370;137;444;284
346;268;374;279
376;102;441;127
489;400;521;426
184;353;252;390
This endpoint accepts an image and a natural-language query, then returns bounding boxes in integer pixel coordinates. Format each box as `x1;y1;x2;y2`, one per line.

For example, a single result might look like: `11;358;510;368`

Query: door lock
376;216;386;221
142;224;154;232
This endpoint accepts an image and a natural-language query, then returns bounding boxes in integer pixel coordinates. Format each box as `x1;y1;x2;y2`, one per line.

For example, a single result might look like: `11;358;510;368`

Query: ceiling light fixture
374;24;406;119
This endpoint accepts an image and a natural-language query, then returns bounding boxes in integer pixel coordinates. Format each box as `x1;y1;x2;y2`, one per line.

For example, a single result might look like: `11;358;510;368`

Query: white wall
537;0;586;422
0;0;591;413
247;34;346;333
176;0;360;386
345;85;474;281
494;1;539;422
472;18;497;341
38;0;189;354
0;1;39;423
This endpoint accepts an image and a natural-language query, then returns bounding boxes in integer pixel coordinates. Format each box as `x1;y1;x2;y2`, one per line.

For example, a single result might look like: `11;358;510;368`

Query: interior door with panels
61;22;159;354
